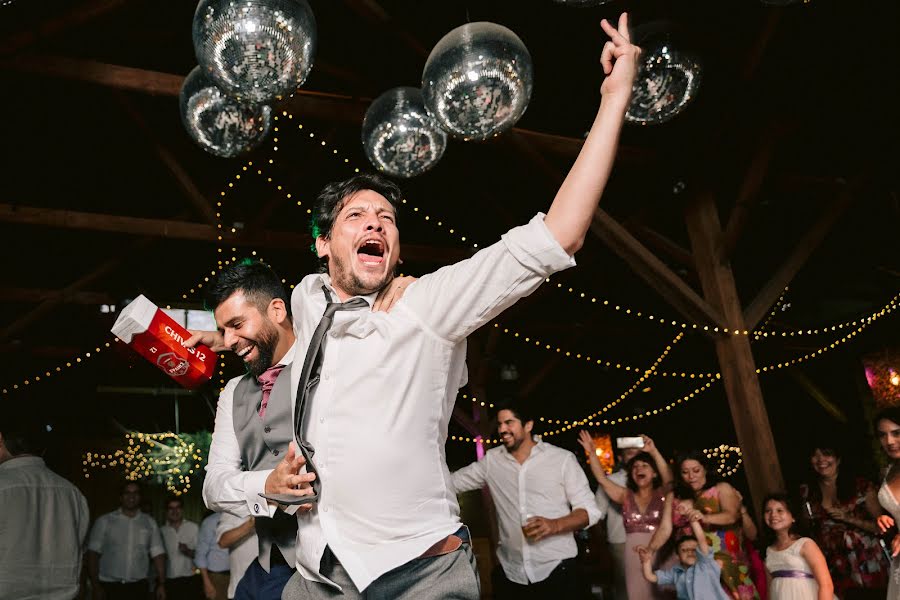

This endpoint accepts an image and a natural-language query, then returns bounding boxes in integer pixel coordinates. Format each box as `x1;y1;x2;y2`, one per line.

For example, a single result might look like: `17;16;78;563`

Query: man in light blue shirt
196;513;230;600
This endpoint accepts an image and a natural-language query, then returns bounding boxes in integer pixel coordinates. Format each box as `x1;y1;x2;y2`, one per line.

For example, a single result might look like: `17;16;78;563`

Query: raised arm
799;538;835;600
577;430;626;504
640;434;673;488
450;459;488;494
645;492;675;553
544;13;640;255
690;513;710;555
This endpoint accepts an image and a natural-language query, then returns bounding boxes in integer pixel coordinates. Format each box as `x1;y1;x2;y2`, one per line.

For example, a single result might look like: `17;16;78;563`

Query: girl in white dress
762;494;835;600
874;408;900;599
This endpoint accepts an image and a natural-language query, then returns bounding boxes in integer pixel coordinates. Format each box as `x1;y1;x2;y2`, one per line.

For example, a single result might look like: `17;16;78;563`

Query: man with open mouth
194;13;640;600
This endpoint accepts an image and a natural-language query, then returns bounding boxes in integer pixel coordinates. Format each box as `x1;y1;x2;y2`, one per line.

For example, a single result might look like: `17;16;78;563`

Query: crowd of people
3;11;900;600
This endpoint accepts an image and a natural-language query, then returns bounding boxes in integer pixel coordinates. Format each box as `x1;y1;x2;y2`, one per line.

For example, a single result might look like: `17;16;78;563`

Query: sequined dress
623;488;670;600
673;486;759;600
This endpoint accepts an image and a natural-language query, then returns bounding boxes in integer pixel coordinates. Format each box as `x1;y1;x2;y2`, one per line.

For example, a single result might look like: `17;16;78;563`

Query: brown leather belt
419;527;469;558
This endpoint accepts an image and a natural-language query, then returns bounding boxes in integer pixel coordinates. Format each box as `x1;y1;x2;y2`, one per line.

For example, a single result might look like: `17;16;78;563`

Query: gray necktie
261;285;368;506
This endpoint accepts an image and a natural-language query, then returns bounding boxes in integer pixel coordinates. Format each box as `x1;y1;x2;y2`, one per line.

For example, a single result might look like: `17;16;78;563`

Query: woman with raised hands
577;431;673;599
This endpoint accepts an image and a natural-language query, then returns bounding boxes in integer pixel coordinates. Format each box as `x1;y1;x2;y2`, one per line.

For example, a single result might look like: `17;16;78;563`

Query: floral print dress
802;478;889;596
673;486;759;600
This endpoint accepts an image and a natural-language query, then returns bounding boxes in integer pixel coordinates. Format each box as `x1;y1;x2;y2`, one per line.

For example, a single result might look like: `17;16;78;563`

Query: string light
1;340;116;396
753;287;788;341
703;444;743;478
83;431;210;496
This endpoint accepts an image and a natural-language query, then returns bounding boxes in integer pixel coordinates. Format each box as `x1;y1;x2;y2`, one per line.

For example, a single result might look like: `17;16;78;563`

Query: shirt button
264;426;271;433
323;373;330;380
273;449;280;456
319;417;325;424
323;505;329;513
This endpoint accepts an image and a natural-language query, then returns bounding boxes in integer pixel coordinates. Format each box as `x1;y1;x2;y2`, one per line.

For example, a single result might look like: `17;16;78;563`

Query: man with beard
199;260;410;600
192;13;639;599
451;406;600;599
201;260;300;600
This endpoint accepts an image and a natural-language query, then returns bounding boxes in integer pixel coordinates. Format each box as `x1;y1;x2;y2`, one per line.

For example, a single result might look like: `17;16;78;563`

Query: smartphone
616;436;644;449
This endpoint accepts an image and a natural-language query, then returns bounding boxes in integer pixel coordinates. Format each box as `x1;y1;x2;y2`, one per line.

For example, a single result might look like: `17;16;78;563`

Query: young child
762;493;835;600
639;512;730;600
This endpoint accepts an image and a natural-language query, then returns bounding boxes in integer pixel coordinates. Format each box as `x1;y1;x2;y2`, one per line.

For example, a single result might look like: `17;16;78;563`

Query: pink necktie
257;365;284;417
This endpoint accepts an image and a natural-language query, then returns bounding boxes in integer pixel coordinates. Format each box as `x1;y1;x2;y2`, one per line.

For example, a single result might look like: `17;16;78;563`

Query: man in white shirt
216;514;259;599
194;14;639;599
595;444;642;600
87;481;167;600
160;496;200;599
0;423;89;600
452;405;601;598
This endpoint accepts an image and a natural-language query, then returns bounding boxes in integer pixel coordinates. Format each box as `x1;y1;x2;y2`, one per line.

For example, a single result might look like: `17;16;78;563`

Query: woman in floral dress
800;444;889;598
643;451;759;600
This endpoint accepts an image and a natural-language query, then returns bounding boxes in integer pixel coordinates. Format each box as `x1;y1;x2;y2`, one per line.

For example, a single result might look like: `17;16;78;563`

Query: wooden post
685;192;784;511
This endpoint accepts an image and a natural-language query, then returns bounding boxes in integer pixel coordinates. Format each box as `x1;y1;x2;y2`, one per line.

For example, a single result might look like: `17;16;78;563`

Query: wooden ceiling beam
114;92;219;226
591;209;726;331
0;55;648;162
0;203;471;263
0;0;129;56
742;185;854;331
0;287;113;305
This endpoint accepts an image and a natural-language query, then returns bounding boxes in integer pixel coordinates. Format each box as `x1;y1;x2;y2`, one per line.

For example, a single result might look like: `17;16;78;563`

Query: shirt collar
0;455;44;471
316;274;378;307
276;341;296;367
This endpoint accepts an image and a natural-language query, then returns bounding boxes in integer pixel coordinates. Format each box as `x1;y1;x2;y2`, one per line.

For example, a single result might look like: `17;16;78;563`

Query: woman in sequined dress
578;431;673;600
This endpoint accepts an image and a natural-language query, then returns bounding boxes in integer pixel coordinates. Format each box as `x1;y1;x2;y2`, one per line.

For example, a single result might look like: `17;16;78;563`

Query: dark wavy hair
674;450;721;499
204;259;291;321
760;492;808;552
874;407;900;433
802;441;857;504
625;452;663;492
310;173;403;273
495;402;534;429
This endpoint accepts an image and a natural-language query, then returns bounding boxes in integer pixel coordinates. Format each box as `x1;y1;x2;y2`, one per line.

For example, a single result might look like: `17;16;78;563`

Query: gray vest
233;364;298;571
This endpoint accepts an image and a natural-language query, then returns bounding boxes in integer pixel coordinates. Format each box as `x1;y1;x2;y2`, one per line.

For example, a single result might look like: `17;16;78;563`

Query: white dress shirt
203;344;296;518
595;469;628;544
87;508;165;583
216;511;258;599
286;213;575;591
451;438;601;584
160;520;199;579
0;456;89;600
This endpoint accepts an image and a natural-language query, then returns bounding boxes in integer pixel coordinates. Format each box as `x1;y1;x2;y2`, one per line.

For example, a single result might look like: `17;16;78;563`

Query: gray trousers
282;544;480;600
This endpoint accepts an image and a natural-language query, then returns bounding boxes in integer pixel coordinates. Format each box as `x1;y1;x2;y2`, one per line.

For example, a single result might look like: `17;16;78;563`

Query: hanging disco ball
192;0;316;105
422;22;533;141
625;41;702;125
362;87;448;179
179;66;273;158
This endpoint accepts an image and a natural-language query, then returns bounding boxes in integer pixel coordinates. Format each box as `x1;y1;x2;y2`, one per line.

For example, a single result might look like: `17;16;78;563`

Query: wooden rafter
0;0;129;55
591;209;725;330
742;185;854;331
0;203;471;263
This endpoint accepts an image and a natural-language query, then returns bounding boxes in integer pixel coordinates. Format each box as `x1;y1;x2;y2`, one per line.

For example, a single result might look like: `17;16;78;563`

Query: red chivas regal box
111;295;216;389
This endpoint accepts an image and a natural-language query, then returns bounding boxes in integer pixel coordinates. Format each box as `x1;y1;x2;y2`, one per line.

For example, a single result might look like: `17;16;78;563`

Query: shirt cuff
500;213;576;276
244;469;277;518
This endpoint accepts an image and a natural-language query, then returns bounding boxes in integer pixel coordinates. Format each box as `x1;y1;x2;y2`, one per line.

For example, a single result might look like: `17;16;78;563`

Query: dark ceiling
1;0;898;483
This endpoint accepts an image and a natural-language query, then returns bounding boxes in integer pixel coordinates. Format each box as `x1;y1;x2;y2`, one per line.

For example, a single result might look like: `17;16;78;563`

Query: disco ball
625;41;702;125
362;87;448;179
422;22;533;141
179;66;273;158
192;0;316;105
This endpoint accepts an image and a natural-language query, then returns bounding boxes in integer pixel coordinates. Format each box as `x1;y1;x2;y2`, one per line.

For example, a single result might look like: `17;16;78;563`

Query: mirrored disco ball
179;66;273;157
422;22;533;141
626;41;702;125
362;87;448;179
192;0;316;104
